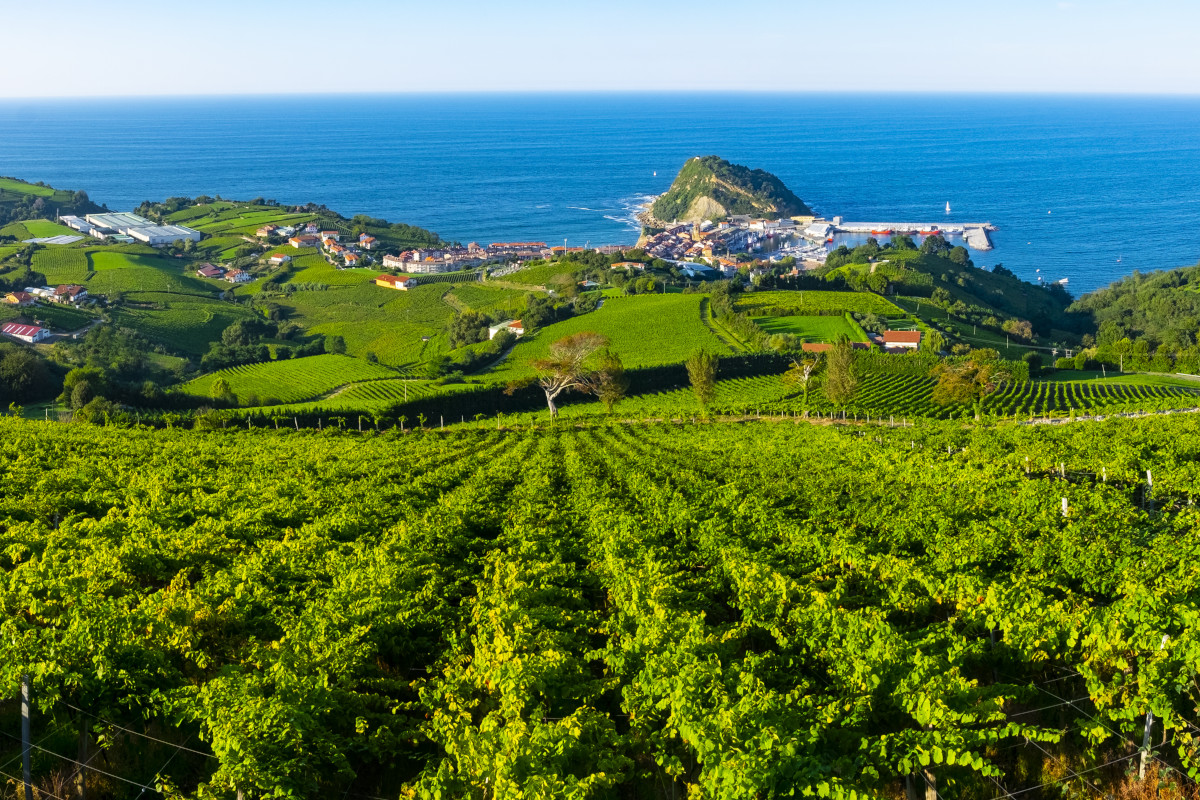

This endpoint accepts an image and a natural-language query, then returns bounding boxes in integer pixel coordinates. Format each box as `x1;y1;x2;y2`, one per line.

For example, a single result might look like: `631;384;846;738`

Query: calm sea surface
1;93;1198;294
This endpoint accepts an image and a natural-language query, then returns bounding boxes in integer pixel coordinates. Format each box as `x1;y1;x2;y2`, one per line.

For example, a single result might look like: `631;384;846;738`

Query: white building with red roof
1;322;51;343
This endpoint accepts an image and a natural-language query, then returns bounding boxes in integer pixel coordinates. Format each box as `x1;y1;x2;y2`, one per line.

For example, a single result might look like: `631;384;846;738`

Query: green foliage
686;348;719;409
650;155;812;222
824;336;859;406
5;415;1200;797
490;295;730;382
182;354;397;405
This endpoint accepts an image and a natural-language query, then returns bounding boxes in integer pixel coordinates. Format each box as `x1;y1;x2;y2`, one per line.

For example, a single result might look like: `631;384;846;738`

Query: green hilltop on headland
646;155;813;225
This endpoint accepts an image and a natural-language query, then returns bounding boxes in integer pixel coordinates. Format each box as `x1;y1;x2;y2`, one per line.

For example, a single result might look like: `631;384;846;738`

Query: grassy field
21;220;80;238
31;248;90;284
486;294;731;382
501;261;582;288
446;284;528;314
236;377;479;415
754;314;868;342
87;251;215;295
279;283;457;366
289;263;378;286
0;178;54;197
181;354;398;404
111;293;256;355
736;289;902;316
168;204;317;236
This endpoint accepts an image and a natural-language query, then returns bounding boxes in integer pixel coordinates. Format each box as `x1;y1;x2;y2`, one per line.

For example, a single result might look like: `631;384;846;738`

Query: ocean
1;93;1198;294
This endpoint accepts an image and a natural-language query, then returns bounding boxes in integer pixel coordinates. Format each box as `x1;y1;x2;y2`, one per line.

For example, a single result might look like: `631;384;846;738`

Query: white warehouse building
84;212;202;245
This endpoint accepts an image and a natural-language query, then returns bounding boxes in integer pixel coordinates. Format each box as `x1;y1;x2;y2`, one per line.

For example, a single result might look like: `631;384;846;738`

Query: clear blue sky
5;0;1198;97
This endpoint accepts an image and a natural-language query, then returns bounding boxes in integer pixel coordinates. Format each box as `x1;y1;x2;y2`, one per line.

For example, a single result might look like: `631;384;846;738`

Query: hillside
4;413;1200;798
647;156;812;224
1067;263;1200;348
0;176;103;227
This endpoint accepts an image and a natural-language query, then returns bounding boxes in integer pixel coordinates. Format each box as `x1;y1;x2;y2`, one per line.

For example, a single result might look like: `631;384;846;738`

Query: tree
824;336;859;406
594;350;628;414
449;311;490;348
685;349;719;411
325;335;347;355
517;332;612;418
920;234;951;257
59;366;106;409
211;377;237;405
931;352;1010;411
783;355;820;407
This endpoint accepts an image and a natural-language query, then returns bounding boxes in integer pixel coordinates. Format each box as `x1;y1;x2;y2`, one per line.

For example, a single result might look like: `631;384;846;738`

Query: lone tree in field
824;336;859;406
931;348;1009;418
595;349;629;414
784;354;820;407
686;349;720;411
516;332;625;418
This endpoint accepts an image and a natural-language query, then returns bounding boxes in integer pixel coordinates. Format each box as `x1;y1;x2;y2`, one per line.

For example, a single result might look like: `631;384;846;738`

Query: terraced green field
182;354;398;404
736;289;902;316
447;284;528;313
87;251;215;295
279;283;457;365
502;261;581;287
238;377;477;414
31;248;90;284
111;293;256;354
486;294;731;381
744;374;1200;420
755;314;868;342
289;263;377;286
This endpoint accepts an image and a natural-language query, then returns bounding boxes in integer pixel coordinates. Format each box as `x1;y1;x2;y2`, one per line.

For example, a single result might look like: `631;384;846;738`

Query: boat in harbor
945;202;951;214
871;229;892;235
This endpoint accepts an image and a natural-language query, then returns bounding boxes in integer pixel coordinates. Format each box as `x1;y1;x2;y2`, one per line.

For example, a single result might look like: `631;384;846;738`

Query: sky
3;0;1198;98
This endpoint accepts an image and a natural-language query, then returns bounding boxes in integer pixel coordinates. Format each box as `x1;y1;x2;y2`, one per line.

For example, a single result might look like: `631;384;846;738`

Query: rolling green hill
0;176;102;226
648;156;812;224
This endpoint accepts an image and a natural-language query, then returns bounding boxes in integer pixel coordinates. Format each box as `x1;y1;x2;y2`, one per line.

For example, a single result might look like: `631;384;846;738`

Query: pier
824;221;997;251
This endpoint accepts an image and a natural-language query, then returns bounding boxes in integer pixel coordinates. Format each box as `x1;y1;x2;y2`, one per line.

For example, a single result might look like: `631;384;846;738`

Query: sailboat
945;201;951;214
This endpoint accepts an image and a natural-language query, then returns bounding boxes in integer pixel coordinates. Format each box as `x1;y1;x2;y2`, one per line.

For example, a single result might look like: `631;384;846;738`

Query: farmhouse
195;264;225;279
320;231;340;242
267;254;291;266
359;234;376;250
4;291;34;307
375;275;416;290
54;285;88;303
612;261;645;272
225;270;253;284
882;330;922;350
289;235;321;248
344;253;360;266
1;322;51;344
256;225;279;238
488;319;525;339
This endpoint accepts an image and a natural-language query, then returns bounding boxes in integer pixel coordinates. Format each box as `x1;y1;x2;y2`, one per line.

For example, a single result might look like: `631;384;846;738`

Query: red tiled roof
883;330;922;344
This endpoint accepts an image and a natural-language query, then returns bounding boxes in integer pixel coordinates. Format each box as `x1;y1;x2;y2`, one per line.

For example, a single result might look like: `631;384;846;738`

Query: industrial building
84;212;202;246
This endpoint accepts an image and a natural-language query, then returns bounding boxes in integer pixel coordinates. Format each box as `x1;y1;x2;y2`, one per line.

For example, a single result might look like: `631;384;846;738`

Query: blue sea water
1;93;1199;294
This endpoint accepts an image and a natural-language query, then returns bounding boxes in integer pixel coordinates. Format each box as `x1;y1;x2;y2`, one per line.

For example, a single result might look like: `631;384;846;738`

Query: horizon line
3;88;1200;102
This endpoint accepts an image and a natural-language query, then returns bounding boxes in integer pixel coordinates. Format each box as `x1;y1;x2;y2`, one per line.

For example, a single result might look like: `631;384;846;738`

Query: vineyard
110;293;257;355
4;415;1200;798
181;354;398;404
737;372;1200;419
488;294;731;381
735;289;902;316
754;314;869;342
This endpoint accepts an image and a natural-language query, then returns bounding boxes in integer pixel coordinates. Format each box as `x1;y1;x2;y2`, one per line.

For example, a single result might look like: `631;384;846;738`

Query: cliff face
647;156;812;225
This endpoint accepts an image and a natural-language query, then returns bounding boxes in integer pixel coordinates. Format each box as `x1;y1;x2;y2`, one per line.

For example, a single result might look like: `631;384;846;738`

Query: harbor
804;220;996;251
